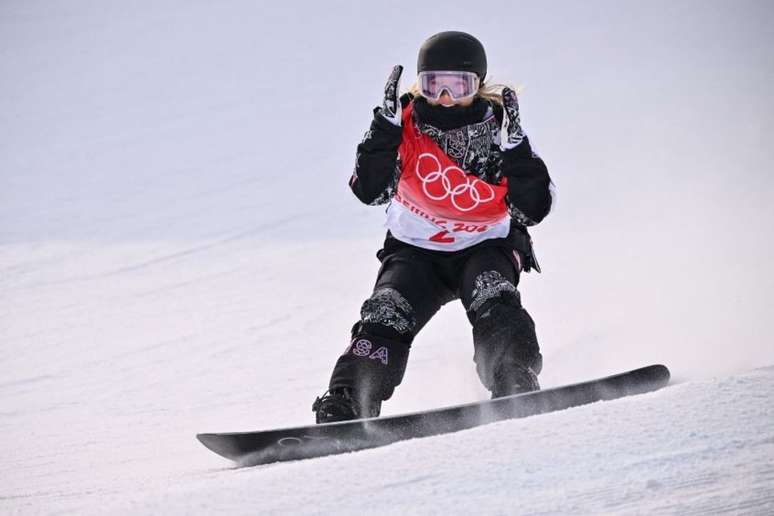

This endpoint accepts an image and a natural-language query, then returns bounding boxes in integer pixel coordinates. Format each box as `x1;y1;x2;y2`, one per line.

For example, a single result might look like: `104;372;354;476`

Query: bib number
429;222;490;245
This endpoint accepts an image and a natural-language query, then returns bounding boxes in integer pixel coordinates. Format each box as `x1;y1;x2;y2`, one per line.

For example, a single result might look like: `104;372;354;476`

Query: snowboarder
313;31;553;423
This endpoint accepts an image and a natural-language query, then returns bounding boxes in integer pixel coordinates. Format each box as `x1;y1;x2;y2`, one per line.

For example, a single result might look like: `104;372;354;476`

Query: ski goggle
418;71;480;102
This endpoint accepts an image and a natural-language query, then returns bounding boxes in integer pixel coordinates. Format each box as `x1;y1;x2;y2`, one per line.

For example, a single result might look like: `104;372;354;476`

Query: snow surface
1;0;773;514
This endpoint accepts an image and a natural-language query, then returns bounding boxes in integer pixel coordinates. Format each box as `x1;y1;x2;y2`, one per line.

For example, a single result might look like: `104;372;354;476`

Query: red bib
385;103;511;250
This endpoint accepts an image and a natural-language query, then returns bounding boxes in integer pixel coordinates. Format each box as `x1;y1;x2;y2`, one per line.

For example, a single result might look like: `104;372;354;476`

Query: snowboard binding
312;388;381;424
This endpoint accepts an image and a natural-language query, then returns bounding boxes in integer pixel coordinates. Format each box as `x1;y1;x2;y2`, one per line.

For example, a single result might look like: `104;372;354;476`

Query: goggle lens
418;71;480;102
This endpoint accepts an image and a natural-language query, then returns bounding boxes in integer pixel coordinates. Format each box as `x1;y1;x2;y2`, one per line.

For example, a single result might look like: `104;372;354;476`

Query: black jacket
348;94;552;272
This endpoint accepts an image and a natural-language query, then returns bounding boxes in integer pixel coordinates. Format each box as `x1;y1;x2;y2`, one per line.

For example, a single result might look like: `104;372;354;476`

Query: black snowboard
197;364;670;466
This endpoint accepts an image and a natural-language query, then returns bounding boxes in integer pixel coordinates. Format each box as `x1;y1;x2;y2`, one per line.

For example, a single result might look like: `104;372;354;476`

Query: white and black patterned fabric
415;112;502;184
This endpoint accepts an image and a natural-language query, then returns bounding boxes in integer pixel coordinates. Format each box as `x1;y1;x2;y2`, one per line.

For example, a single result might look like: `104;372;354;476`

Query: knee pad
359;287;417;341
328;332;411;402
471;296;543;391
468;270;520;321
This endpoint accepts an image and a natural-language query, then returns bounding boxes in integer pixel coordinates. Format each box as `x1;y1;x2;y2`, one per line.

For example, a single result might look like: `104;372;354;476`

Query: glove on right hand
379;64;403;126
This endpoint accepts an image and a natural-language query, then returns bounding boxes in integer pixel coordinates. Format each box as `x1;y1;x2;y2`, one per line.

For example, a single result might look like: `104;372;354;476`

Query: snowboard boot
312;388;382;424
491;361;540;399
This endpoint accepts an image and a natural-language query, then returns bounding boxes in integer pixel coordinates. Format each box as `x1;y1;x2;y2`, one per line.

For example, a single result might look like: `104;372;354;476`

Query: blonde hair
407;79;522;106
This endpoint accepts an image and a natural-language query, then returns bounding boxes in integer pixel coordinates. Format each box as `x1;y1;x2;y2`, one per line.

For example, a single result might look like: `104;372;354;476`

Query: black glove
379;65;403;126
500;87;525;150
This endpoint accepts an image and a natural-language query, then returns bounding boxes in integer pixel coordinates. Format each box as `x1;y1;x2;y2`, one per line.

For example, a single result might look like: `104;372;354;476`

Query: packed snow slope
1;0;773;514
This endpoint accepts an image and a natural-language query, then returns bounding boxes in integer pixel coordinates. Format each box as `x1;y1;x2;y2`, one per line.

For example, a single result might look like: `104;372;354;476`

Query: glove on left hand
500;87;525;151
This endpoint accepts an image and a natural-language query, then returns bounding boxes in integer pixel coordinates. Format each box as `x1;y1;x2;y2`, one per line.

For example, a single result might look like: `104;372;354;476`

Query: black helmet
417;31;487;81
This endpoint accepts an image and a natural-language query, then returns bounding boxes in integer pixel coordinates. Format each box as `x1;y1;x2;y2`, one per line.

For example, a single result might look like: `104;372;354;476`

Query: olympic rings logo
415;153;495;212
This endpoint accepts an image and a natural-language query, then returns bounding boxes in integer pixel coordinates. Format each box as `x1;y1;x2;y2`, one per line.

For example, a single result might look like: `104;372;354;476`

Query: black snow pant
327;244;543;410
